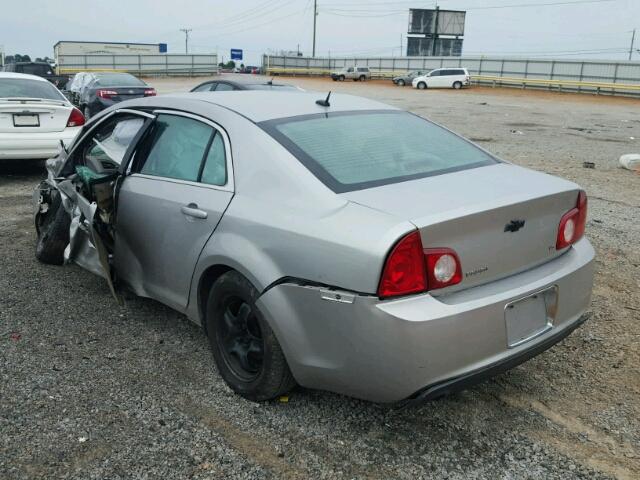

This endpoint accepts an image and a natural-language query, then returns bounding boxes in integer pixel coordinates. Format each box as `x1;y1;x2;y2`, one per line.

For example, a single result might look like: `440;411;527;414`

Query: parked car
75;72;156;120
240;66;260;74
412;68;470;90
2;61;70;89
65;72;93;105
331;66;371;81
392;70;428;86
33;91;594;404
0;72;84;160
190;79;303;92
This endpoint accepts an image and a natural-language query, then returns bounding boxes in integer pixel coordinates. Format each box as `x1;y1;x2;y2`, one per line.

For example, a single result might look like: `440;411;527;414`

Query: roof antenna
316;91;331;107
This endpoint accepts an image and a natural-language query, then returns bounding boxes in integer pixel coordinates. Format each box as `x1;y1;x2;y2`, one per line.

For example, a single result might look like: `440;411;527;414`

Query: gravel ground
1;75;639;480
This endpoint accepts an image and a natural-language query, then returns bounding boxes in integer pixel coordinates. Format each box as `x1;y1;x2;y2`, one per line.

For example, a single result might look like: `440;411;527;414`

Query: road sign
230;49;243;60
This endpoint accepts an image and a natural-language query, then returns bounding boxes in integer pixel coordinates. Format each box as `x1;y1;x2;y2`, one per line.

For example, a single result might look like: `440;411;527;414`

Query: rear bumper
0;128;81;160
401;311;589;407
257;238;595;403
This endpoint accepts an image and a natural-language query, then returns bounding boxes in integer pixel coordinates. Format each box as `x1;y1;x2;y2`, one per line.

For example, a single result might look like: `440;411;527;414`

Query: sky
1;0;638;65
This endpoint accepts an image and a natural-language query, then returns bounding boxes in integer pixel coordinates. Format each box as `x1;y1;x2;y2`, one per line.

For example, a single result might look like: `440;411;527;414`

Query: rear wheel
206;271;295;401
453;81;462;90
417;82;427;90
35;190;70;265
339;75;345;81
397;79;405;86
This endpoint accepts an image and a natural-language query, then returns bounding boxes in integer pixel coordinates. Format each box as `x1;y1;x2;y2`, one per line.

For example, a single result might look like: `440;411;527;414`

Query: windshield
261;110;497;193
93;74;145;87
0;78;66;101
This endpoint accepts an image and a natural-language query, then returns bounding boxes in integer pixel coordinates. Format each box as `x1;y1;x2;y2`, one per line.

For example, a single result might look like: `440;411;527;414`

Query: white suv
412;68;470;90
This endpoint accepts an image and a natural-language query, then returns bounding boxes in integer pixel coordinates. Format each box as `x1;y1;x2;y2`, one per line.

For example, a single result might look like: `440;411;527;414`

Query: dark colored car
2;62;69;89
190;79;301;92
76;72;156;119
392;70;428;86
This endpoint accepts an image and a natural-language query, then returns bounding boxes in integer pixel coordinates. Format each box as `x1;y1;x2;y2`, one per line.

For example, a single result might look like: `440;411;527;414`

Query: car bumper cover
257;238;595;403
0;128;81;160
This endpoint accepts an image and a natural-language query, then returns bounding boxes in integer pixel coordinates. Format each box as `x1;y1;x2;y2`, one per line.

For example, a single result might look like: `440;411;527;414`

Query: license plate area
13;114;40;127
505;286;557;348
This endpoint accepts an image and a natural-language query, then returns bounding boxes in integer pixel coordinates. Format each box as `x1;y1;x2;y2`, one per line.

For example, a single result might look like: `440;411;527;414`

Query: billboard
407;37;463;57
408;9;466;36
230;49;243;60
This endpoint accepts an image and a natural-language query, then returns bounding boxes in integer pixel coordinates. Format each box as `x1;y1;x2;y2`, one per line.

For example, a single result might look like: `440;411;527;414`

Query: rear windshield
93;74;145;87
0;78;65;100
261;110;497;192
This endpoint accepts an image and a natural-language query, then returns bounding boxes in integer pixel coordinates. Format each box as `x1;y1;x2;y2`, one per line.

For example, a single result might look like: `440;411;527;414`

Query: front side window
261;111;497;193
84;115;146;169
428;70;441;77
215;83;235;91
193;82;214;92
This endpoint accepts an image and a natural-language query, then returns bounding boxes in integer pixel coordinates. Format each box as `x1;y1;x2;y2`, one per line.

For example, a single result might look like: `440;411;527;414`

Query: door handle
181;203;208;219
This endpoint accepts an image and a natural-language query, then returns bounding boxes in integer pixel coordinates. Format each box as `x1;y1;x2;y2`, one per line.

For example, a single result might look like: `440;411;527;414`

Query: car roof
138;91;399;122
0;72;50;82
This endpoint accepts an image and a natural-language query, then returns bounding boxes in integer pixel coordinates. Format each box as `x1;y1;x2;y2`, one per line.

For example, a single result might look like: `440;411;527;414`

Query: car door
114;111;234;311
59;109;152;298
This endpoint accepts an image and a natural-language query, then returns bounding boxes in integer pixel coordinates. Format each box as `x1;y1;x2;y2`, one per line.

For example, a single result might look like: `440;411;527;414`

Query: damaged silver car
34;91;595;404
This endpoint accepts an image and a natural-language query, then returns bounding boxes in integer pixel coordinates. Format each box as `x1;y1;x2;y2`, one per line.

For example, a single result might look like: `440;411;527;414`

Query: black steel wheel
206;271;296;401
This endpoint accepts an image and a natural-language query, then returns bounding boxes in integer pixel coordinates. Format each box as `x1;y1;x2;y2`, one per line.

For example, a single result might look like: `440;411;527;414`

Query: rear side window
200;134;227;185
0;78;65;100
139;114;213;182
262;111;497;193
215;83;235;91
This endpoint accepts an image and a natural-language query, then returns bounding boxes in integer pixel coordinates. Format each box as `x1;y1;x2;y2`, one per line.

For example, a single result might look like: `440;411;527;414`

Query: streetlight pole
630;28;636;61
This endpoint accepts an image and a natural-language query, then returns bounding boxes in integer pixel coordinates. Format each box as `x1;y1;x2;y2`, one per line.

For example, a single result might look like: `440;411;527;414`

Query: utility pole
630;28;636;61
180;28;192;54
312;0;317;57
400;34;403;56
431;6;440;56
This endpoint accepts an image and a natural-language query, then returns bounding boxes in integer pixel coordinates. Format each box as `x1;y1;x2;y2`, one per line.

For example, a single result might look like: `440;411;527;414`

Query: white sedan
0;72;84;160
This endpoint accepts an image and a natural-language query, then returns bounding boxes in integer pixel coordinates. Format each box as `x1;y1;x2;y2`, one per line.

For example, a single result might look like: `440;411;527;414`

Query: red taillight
556;191;587;250
144;88;157;97
66;107;85;127
97;89;117;99
378;231;463;299
378;231;426;298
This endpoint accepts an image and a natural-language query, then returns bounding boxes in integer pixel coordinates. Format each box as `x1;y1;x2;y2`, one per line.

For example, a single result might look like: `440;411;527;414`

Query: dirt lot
1;75;639;479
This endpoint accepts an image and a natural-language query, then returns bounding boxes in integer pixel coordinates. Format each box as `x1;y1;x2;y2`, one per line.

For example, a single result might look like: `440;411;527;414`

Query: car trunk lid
342;163;581;292
97;87;149;101
0;99;71;133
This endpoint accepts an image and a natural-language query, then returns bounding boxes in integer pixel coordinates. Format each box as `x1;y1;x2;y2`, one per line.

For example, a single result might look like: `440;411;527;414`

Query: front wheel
339;75;345;81
206;271;296;401
417;82;427;90
453;81;462;90
35;189;70;265
359;75;366;81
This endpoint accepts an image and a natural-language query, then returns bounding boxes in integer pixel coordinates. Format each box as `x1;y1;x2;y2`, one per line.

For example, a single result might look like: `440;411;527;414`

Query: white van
412;68;470;90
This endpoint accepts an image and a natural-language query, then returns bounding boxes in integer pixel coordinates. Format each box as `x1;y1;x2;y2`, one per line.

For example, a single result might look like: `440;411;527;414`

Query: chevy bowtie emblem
504;219;526;232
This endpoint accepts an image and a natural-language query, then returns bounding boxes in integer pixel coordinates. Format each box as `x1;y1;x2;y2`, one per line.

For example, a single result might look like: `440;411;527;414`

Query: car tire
417;82;427;90
332;77;337;81
453;81;462;90
206;271;296;402
359;75;366;81
35;190;70;265
398;79;405;86
339;75;345;81
83;105;91;120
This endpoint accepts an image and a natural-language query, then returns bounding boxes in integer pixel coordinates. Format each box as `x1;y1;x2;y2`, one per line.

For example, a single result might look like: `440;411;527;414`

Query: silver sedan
33;91;594;404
